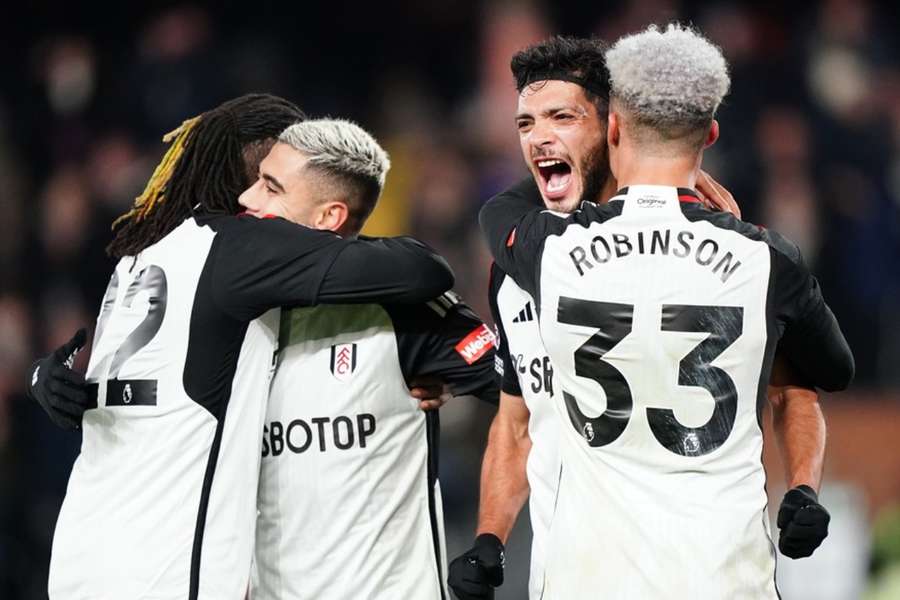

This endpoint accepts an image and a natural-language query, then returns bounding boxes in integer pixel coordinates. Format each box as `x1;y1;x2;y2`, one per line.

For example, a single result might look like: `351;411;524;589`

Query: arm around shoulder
211;218;454;319
317;235;454;305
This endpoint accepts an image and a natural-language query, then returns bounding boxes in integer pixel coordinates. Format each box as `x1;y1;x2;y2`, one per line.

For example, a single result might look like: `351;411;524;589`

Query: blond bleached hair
605;23;730;146
279;118;390;188
279;118;390;232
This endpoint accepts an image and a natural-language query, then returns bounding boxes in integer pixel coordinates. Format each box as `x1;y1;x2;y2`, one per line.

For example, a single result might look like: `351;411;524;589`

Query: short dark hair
107;93;305;258
510;35;610;114
324;170;381;235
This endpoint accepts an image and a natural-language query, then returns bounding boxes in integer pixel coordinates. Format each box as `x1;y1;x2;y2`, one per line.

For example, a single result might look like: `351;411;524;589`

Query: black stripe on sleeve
425;410;447;600
488;264;522;397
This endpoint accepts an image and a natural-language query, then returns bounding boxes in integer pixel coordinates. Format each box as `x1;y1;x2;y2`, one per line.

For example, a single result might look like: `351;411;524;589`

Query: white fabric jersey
484;182;851;599
48;211;456;600
50;218;279;600
253;298;496;600
489;268;559;600
539;188;776;599
489;185;801;599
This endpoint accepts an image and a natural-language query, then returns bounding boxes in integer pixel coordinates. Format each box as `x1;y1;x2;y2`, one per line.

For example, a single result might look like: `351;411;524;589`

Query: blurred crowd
1;1;898;598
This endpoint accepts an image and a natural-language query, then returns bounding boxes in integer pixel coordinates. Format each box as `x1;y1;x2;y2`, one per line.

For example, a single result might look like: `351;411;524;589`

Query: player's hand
696;170;741;219
777;485;830;558
448;533;504;599
409;376;449;411
27;328;90;430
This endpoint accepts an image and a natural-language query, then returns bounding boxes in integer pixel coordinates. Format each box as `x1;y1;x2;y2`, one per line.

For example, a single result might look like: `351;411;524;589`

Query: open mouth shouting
535;157;574;200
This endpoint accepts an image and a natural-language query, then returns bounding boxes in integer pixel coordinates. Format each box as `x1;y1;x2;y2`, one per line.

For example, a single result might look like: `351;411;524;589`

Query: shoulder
681;206;804;267
488;262;532;308
199;213;315;237
495;177;541;203
202;213;342;259
574;199;625;224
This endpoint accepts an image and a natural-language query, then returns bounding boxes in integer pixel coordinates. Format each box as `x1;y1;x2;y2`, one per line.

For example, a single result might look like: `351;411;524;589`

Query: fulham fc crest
330;343;357;381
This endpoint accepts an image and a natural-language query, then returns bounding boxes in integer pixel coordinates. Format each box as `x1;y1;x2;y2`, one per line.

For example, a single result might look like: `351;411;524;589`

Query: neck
614;153;701;191
335;224;359;239
596;175;620;203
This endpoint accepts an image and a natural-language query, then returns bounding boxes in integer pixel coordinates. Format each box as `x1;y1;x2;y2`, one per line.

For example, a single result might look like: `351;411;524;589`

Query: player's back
49;216;279;600
534;186;788;598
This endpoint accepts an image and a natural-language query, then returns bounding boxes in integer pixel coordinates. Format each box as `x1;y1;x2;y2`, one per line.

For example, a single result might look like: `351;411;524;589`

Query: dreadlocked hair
106;93;306;258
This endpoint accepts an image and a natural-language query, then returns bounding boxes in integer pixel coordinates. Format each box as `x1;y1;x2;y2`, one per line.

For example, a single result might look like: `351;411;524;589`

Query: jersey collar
609;185;703;218
611;186;702;203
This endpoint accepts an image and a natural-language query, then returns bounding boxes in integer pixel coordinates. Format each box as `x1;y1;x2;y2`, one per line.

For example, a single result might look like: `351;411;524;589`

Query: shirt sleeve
478;177;565;297
385;293;499;405
316;235;455;304
770;235;855;392
210;216;454;321
487;263;522;396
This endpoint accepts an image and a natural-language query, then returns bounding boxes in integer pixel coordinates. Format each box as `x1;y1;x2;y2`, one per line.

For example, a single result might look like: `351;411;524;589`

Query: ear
704;119;720;148
607;111;621;148
315;201;350;233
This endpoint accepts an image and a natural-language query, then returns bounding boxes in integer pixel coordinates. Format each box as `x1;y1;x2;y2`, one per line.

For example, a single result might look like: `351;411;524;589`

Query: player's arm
696;169;742;218
768;354;825;492
767;233;850;560
768;353;831;559
386;293;498;404
212;216;454;320
26;329;90;430
385;295;502;600
408;375;449;411
447;392;527;600
448;264;524;599
478;178;547;289
316;234;455;304
770;235;854;391
474;262;530;542
475;391;531;543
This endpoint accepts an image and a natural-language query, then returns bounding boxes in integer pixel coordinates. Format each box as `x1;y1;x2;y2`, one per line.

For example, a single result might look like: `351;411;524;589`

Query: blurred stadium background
1;1;899;598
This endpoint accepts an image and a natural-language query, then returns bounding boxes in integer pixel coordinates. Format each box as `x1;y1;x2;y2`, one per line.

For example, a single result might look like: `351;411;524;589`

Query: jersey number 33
559;298;743;457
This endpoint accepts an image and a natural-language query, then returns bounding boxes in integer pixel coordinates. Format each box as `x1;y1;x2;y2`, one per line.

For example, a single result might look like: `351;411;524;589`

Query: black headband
519;70;609;100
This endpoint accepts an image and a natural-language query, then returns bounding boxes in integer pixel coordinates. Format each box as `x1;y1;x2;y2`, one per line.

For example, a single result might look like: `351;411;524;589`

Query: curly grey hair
605;23;730;145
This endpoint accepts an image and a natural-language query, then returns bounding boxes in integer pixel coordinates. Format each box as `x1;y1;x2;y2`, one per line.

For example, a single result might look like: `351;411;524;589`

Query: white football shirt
48;213;454;600
481;184;853;599
253;297;497;600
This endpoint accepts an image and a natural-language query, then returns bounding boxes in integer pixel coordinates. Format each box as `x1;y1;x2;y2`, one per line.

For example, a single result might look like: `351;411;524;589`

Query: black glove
27;328;90;430
448;533;505;600
777;485;830;558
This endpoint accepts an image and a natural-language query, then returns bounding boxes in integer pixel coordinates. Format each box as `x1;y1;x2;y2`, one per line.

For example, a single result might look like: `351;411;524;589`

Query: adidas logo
512;303;535;323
